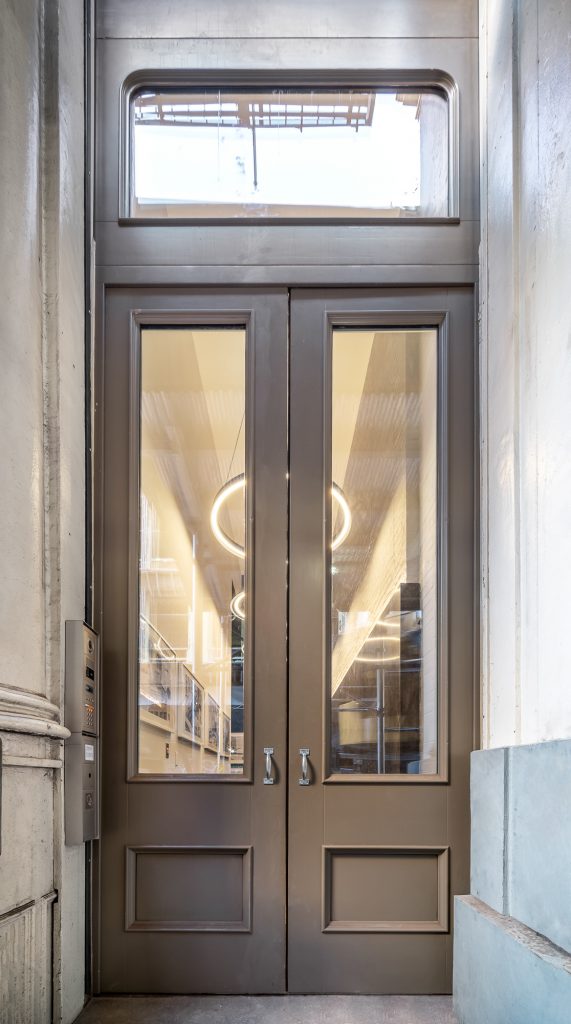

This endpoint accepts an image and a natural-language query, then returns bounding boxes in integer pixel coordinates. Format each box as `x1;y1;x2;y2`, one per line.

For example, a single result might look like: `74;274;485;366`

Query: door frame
90;1;480;994
92;281;479;994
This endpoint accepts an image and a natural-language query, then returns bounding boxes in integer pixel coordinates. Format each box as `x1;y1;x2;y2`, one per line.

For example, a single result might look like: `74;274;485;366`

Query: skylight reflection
131;88;449;218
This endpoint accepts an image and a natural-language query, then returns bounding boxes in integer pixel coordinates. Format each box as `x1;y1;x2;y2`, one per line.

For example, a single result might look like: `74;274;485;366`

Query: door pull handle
299;747;311;786
263;747;276;785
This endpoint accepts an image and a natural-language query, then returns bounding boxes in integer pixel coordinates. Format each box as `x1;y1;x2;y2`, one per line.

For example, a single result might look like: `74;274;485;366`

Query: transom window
127;85;452;221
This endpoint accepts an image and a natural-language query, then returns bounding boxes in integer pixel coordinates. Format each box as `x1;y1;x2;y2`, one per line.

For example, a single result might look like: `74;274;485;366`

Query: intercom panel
65;620;99;736
65;735;99;844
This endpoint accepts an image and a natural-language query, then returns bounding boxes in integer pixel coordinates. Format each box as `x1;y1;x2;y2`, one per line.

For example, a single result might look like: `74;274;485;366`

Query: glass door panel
288;289;473;994
330;328;439;776
138;327;247;776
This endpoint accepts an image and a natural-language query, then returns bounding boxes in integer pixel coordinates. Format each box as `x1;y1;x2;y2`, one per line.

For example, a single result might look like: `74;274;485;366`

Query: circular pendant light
210;474;246;559
230;589;246;621
361;634;400;645
355;653;401;664
357;634;400;664
331;483;352;550
210;473;352;559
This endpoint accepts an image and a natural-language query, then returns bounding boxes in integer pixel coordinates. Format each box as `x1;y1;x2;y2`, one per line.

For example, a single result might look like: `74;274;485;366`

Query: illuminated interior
330;329;439;775
138;327;246;774
137;324;439;777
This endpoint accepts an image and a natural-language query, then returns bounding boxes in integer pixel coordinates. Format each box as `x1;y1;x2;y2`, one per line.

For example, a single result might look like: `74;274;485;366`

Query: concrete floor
75;995;458;1024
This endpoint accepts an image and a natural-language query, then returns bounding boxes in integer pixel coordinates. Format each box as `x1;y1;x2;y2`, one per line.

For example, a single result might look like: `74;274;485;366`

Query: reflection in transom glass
138;327;246;775
131;87;450;219
330;329;439;776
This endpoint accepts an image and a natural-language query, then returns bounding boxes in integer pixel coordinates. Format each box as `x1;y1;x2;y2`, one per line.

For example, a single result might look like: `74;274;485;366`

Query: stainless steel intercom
64;621;100;845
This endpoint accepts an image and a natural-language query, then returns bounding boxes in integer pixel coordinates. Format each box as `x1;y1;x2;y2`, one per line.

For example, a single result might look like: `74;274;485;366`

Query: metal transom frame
122;74;458;223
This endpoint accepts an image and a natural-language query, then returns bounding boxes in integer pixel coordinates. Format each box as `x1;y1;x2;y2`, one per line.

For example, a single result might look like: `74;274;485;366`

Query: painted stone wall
454;3;571;1019
0;1;85;1021
480;0;571;747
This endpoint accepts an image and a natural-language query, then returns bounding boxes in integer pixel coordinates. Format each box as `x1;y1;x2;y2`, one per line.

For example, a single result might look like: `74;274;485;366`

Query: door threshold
77;994;457;1024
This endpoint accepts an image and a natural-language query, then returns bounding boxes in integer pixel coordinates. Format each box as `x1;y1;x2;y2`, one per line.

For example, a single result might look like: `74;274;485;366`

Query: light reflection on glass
131;88;449;218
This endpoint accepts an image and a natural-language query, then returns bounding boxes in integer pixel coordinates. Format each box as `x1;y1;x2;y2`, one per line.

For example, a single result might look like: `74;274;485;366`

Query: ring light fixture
355;653;401;664
230;589;246;621
331;483;352;550
210;473;352;558
210;474;246;559
361;635;400;645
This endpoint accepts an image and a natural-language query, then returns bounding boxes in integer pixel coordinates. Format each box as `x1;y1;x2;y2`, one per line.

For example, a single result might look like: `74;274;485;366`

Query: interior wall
479;0;571;748
0;1;86;1022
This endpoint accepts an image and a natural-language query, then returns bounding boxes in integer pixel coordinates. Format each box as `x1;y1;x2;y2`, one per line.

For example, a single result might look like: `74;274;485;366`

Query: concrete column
0;0;86;1021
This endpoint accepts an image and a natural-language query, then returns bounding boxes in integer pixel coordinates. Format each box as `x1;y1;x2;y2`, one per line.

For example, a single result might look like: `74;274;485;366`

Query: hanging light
361;635;400;645
210;474;246;559
375;617;401;630
356;636;400;663
230;589;246;620
211;474;352;623
331;483;352;550
355;653;401;664
211;474;352;557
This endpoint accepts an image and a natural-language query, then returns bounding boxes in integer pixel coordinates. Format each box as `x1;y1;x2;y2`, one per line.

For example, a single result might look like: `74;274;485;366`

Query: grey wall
479;0;571;747
0;0;86;1021
470;742;571;952
455;893;571;1024
454;741;571;1023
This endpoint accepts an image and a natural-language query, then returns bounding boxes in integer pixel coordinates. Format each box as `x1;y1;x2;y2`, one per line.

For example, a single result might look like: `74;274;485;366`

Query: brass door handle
299;747;310;785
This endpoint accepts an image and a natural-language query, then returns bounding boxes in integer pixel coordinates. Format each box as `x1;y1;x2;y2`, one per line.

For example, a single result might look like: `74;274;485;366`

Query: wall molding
2;754;63;769
0;687;70;740
0;892;56;1022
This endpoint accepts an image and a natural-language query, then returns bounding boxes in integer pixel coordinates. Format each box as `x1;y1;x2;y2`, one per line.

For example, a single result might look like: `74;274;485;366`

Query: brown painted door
287;289;474;993
98;286;473;994
97;289;289;992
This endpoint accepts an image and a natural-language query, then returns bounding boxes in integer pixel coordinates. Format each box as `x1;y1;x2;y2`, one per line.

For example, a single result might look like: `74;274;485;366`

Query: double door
98;287;474;994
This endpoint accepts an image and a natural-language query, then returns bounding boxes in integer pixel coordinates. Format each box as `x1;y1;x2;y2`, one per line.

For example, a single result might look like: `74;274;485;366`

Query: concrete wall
479;0;571;749
0;1;86;1022
455;742;571;1023
469;741;571;949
